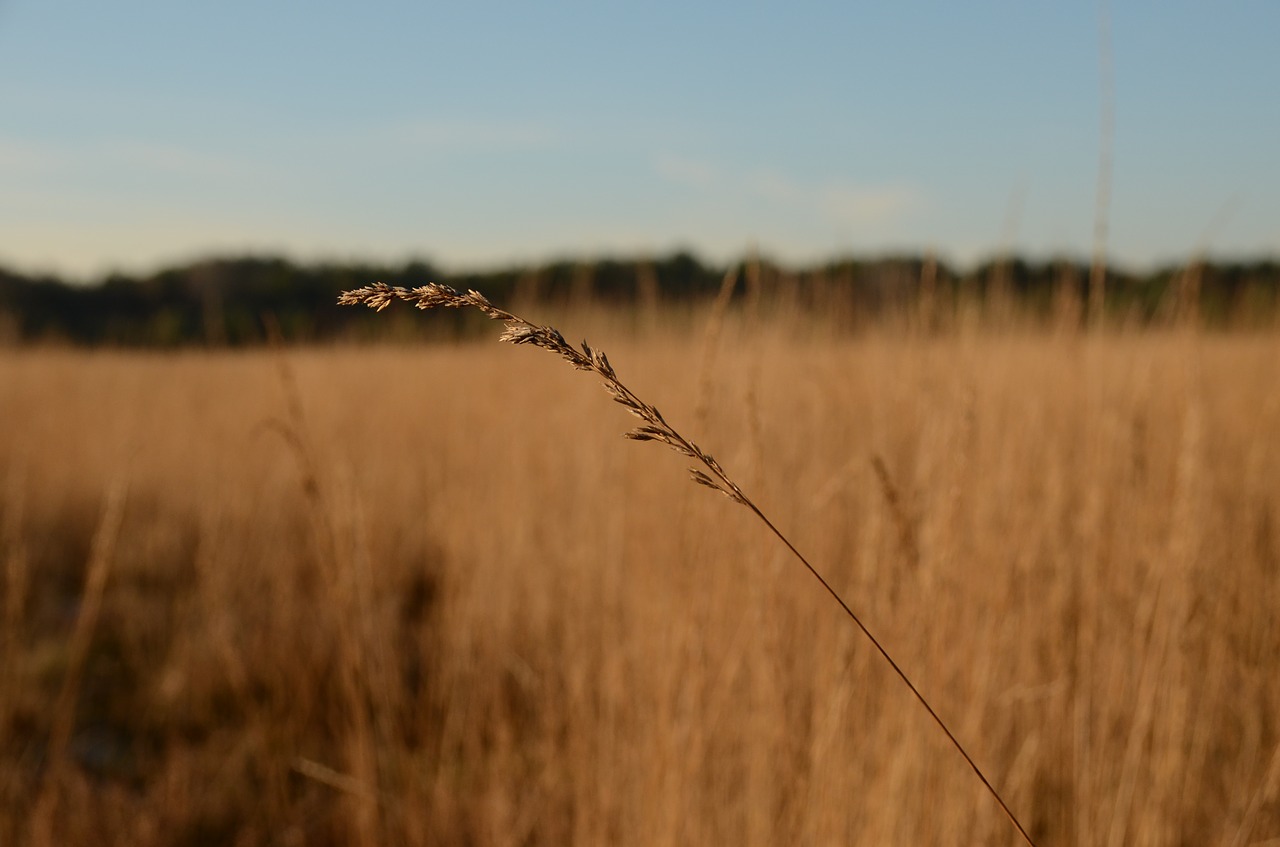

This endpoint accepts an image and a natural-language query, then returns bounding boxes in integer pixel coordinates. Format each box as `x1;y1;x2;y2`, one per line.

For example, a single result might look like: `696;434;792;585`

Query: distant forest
1;252;1278;346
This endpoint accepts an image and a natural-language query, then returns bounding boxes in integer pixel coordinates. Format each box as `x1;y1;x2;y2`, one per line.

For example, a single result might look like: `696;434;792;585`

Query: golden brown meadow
1;304;1278;846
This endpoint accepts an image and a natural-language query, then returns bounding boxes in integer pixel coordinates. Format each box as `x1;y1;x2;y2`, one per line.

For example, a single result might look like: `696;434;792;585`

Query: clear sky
2;1;1277;279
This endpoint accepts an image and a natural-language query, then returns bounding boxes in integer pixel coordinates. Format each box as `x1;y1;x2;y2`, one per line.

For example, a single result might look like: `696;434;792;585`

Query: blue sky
1;1;1277;278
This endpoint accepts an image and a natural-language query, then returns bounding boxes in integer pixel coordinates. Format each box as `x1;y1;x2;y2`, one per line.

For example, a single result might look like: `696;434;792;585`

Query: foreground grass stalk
339;281;1039;847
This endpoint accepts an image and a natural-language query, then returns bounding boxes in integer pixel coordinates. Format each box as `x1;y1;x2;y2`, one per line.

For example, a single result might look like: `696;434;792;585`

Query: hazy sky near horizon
2;1;1278;278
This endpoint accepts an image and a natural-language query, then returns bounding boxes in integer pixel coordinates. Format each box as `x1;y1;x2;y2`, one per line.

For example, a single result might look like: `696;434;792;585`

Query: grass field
1;308;1278;845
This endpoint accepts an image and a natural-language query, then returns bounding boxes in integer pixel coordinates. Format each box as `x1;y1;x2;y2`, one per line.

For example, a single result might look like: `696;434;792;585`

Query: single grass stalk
339;281;1039;847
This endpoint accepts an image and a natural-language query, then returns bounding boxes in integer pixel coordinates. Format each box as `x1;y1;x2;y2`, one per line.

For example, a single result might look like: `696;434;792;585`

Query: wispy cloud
98;140;245;177
0;134;245;180
365;119;562;152
819;185;921;226
653;153;924;228
652;153;718;189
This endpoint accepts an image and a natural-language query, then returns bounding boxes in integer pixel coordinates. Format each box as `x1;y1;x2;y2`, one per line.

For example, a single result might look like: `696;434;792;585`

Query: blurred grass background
1;284;1278;845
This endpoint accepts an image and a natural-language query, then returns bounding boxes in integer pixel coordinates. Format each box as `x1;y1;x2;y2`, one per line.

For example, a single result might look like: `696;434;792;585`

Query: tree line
1;251;1277;346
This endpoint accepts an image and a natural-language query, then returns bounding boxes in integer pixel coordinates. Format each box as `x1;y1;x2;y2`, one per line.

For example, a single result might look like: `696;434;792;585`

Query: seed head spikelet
338;281;1038;847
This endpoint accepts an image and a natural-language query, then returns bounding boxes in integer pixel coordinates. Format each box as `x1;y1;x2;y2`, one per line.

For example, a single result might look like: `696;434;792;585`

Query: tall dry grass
337;281;1036;844
0;310;1278;845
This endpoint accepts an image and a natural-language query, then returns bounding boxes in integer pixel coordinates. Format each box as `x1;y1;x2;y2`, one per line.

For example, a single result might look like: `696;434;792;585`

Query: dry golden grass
1;312;1278;846
339;281;1036;844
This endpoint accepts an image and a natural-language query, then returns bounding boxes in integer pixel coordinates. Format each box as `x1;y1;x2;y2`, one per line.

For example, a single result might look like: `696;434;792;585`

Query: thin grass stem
339;281;1039;847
